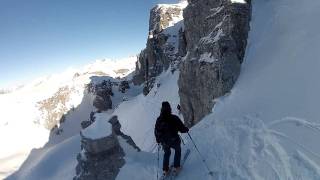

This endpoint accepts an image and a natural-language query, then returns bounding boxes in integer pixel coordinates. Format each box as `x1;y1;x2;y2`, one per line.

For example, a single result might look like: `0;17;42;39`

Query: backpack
155;117;171;143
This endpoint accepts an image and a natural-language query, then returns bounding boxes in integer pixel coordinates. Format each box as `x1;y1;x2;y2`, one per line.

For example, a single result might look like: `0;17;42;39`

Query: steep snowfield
114;70;182;151
0;57;137;179
110;70;183;180
8;135;80;180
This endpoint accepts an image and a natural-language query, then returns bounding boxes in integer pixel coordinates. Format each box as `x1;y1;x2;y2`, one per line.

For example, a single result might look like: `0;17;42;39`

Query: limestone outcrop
178;0;251;126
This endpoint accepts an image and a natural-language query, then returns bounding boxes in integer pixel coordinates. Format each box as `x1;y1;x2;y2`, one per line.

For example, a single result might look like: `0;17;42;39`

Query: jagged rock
81;133;119;154
93;96;112;111
37;86;72;130
109;116;141;151
81;120;92;129
178;28;187;57
74;115;140;180
179;0;251;127
133;2;187;95
90;111;95;121
88;80;113;111
149;4;184;34
118;80;130;93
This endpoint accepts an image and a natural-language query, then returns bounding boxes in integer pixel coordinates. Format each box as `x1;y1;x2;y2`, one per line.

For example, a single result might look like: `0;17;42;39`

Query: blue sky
0;0;178;88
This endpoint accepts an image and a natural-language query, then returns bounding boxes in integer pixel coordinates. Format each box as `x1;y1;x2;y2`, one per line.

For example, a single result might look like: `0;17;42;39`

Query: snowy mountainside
88;0;320;179
7;66;179;180
5;0;320;180
121;0;320;179
0;56;137;179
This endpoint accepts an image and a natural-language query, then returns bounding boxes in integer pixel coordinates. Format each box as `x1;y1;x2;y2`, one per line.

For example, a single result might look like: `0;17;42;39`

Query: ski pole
179;134;185;145
188;132;214;176
157;144;160;180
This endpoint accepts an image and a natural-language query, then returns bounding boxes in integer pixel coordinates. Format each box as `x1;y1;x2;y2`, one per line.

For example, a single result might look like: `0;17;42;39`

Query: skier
154;101;189;177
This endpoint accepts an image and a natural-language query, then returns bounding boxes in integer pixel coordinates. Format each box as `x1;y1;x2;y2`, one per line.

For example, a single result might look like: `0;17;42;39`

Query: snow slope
114;70;183;151
8;135;81;180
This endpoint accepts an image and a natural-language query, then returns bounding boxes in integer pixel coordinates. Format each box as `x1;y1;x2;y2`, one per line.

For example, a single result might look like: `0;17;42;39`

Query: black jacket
154;114;188;144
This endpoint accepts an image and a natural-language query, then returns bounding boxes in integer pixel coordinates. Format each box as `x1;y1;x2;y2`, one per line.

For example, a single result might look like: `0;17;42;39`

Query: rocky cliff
133;0;251;127
37;86;76;129
133;2;188;95
178;0;251;126
87;79;114;112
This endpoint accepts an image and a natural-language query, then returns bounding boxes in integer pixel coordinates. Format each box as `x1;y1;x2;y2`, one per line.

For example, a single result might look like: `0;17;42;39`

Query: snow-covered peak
5;56;136;98
149;1;187;33
81;56;137;78
231;0;247;3
156;0;188;10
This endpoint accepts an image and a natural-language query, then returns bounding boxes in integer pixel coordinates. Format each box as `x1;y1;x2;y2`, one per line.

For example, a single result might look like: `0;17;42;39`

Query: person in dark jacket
154;101;189;175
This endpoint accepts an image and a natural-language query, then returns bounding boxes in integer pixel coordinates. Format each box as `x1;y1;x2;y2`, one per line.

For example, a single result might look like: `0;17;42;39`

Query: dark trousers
162;142;181;171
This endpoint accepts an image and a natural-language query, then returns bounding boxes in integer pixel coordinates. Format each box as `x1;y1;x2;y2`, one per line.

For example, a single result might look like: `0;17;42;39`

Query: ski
160;170;171;180
181;149;191;166
159;149;191;180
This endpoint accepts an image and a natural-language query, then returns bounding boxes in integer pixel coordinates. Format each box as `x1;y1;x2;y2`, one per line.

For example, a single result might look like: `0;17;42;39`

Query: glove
183;127;189;133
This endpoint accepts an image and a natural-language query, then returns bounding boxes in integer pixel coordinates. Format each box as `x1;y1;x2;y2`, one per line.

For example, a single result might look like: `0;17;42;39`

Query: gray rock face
37;86;73;130
118;80;130;93
133;3;186;95
80;111;96;129
74;115;140;180
149;5;183;34
87;80;113;111
179;0;251;127
178;28;187;57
